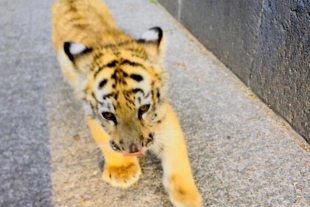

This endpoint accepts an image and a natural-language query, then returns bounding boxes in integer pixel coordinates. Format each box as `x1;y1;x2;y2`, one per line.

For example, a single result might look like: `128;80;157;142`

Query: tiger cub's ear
137;27;166;63
63;42;92;62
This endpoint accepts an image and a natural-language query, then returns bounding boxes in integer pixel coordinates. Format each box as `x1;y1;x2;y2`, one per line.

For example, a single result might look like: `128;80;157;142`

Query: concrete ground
0;0;309;206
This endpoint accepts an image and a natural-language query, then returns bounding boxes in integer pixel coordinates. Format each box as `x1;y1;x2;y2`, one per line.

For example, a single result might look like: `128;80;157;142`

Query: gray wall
159;0;310;143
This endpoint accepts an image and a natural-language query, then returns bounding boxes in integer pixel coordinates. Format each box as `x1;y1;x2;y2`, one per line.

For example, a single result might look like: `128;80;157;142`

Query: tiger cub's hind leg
87;116;141;188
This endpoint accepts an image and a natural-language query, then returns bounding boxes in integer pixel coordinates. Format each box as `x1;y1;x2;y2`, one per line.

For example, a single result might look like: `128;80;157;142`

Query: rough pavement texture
0;0;309;207
158;0;310;144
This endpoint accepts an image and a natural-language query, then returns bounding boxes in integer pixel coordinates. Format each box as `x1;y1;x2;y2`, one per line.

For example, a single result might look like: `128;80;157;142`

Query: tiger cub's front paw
165;175;202;207
102;159;141;188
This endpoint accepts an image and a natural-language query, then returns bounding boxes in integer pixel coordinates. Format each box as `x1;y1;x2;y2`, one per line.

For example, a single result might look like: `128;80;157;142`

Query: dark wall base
159;0;310;143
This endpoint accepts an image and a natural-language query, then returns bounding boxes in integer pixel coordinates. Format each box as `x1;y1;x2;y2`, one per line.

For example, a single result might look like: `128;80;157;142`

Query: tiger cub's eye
138;104;150;118
102;112;116;122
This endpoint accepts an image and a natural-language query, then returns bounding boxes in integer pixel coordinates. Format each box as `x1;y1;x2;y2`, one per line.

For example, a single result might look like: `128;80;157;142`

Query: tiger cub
51;0;202;206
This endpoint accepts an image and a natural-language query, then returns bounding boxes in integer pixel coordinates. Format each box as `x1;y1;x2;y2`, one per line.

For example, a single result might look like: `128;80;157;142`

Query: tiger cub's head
63;27;169;155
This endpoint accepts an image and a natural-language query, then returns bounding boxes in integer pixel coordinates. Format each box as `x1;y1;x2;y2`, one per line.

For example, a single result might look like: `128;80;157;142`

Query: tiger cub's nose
129;143;139;153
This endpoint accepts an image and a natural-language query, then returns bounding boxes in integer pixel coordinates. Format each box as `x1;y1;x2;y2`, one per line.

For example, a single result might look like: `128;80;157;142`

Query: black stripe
111;71;117;80
144;92;150;99
124;91;130;98
123;71;128;77
130;74;143;82
132;88;144;95
121;60;144;68
103;93;114;100
90;103;96;114
94;61;118;78
91;92;96;99
98;79;107;88
156;89;160;99
107;60;118;68
127;99;135;106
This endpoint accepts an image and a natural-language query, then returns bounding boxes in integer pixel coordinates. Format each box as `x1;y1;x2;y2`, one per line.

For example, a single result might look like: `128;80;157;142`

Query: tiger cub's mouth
109;133;154;156
122;150;146;156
